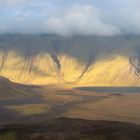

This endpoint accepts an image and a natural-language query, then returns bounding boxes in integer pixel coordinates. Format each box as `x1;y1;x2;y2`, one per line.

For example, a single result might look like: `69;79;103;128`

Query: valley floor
0;81;140;139
0;83;140;125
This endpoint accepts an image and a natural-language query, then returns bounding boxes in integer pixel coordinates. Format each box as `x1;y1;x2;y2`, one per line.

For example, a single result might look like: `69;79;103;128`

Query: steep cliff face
0;35;140;86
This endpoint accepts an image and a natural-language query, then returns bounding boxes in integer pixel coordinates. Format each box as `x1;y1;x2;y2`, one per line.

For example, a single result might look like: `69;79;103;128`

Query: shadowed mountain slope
0;76;28;99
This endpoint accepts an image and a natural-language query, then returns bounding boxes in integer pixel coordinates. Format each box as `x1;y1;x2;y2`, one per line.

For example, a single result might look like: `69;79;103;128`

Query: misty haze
0;0;140;140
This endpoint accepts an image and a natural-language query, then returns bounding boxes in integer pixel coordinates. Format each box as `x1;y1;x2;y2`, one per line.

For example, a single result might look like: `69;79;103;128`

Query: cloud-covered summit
45;4;120;36
0;0;140;36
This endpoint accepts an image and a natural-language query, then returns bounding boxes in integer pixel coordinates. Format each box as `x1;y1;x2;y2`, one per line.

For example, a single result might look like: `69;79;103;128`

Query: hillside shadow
0;118;140;140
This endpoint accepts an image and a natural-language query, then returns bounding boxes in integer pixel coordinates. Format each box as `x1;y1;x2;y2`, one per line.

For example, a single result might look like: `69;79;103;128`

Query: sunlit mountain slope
0;35;140;86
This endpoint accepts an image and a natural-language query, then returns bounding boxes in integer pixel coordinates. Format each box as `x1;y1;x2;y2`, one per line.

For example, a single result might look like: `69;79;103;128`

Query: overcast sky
0;0;140;36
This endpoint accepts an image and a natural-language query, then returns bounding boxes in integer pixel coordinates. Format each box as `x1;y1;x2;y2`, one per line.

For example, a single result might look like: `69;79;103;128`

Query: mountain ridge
0;35;140;86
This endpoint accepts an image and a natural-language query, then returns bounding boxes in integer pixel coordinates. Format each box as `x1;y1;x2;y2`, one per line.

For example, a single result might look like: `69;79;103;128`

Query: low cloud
0;0;140;36
44;4;120;36
0;0;26;6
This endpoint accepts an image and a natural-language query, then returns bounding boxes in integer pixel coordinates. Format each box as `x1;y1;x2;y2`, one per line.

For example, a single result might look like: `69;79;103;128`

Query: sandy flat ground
63;92;140;124
0;85;140;124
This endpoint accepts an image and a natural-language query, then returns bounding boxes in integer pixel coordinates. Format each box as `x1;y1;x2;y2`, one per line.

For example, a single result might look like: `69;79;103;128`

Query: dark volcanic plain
1;118;140;140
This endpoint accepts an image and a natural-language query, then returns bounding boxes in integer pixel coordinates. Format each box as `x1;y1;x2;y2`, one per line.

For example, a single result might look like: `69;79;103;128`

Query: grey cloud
0;0;140;36
44;4;120;36
0;0;26;6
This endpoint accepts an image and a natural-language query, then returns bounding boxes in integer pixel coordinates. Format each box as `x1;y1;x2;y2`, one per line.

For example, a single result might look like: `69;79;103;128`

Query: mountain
0;34;140;86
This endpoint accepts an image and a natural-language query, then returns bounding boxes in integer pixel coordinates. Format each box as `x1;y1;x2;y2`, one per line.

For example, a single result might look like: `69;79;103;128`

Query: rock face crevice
0;51;8;71
19;56;37;79
129;56;140;77
129;46;140;77
76;54;96;82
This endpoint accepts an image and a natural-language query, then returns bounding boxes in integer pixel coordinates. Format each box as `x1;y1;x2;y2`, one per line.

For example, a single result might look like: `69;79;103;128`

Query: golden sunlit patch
0;51;139;86
6;104;49;116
